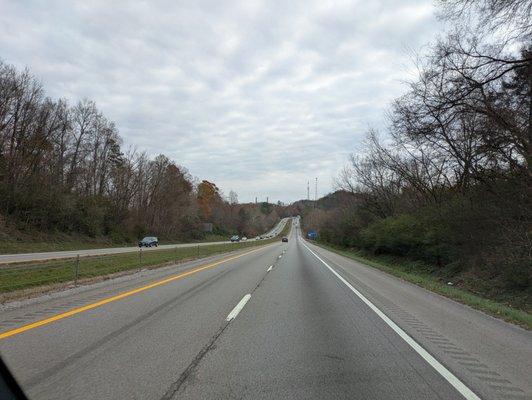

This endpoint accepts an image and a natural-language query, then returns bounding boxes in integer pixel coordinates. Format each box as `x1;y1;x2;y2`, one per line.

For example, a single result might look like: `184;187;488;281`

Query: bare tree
229;190;238;205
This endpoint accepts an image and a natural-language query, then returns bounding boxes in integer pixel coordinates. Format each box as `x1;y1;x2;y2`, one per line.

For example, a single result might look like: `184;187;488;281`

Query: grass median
311;241;531;330
0;220;291;297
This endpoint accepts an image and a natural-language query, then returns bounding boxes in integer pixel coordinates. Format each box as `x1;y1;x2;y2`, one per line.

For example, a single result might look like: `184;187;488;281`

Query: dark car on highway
282;237;288;242
230;235;240;242
139;236;158;247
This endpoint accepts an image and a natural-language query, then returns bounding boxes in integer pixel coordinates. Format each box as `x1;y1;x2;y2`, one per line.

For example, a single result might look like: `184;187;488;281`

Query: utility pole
266;196;269;204
255;197;257;204
527;48;532;184
307;181;310;200
315;177;318;207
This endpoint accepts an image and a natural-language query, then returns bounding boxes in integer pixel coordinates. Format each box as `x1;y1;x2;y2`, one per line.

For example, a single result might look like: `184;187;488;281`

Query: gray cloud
0;0;442;202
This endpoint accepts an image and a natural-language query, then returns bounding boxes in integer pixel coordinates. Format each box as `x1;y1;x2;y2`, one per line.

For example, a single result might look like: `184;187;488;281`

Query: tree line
0;62;281;242
303;0;531;296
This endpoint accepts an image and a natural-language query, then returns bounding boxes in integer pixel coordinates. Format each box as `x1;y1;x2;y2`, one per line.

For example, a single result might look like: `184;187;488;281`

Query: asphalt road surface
0;217;530;399
0;219;289;265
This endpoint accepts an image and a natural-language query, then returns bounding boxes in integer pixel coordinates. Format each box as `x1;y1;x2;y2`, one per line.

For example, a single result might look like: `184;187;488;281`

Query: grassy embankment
0;232;231;255
0;220;291;298
312;241;531;329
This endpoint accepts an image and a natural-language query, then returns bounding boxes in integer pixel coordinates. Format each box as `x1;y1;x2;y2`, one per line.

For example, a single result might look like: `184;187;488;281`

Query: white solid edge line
226;294;252;321
300;241;481;400
267;265;273;272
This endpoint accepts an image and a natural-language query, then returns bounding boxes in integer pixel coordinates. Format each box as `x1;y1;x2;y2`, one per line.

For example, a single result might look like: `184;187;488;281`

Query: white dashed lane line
226;294;252;321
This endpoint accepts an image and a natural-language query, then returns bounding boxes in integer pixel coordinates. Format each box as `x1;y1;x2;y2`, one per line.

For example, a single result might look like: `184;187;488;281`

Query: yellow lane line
0;245;269;340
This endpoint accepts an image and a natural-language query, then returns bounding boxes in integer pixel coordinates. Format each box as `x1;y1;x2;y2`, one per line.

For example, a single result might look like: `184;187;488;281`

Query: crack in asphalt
159;321;231;400
159;250;285;399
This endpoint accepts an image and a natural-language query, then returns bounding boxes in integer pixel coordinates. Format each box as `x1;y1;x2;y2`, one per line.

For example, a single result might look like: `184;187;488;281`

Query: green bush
359;213;454;266
501;261;530;290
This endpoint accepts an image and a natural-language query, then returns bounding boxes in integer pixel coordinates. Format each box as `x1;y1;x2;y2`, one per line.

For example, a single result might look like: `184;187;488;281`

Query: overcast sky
1;0;443;203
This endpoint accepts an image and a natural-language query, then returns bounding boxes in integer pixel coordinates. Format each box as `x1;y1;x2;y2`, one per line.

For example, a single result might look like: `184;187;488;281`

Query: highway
0;219;289;265
0;217;530;399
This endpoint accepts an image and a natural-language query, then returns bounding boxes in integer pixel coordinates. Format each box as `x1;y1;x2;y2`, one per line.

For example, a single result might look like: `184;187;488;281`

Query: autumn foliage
0;62;282;242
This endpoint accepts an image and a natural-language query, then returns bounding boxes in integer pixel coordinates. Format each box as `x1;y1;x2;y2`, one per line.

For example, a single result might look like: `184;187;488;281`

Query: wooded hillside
301;0;531;305
0;62;281;243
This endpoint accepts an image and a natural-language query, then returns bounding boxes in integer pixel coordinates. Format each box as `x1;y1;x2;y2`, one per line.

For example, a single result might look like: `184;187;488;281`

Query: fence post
139;247;142;272
74;254;79;286
175;246;177;263
197;244;200;258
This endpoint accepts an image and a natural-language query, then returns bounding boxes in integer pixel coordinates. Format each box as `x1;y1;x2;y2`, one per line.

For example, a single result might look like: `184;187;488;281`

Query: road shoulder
310;241;531;329
304;239;532;400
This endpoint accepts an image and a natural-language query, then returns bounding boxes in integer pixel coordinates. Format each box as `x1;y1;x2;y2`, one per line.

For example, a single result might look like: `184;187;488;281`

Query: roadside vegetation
313;241;531;329
0;230;236;255
0;235;119;255
0;220;291;299
298;1;531;326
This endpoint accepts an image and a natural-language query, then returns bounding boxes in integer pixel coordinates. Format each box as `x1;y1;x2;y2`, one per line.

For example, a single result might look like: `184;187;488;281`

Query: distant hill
315;190;355;209
290;190;355;211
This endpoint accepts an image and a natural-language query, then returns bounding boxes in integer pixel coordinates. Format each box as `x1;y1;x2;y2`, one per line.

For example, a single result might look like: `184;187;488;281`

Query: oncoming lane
0;219;290;264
